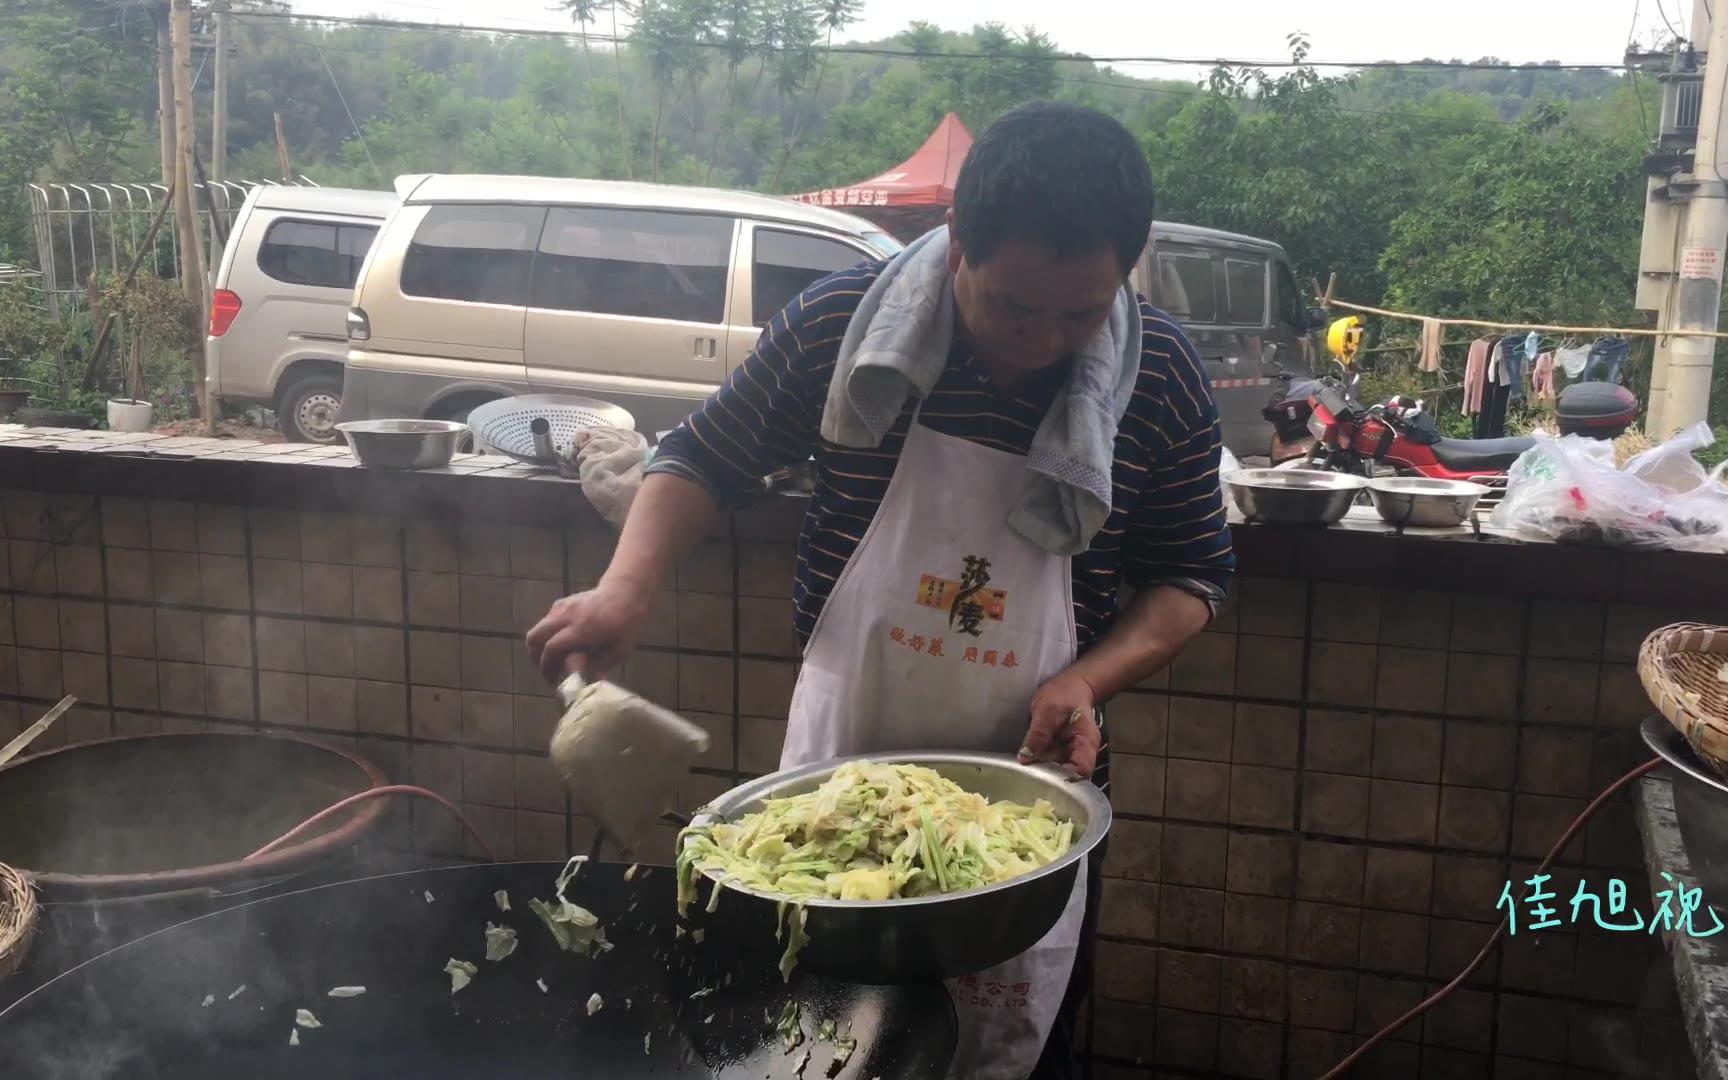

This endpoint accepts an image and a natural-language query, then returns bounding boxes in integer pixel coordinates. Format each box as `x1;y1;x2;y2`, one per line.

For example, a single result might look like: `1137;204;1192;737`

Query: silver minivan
338;175;901;436
207;185;398;441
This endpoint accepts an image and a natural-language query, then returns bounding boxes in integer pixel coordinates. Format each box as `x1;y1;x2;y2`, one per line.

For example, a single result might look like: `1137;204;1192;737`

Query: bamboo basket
1639;622;1728;775
0;862;36;980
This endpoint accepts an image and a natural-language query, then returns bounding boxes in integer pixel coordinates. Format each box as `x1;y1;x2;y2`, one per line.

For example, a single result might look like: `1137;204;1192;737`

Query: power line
228;9;1633;72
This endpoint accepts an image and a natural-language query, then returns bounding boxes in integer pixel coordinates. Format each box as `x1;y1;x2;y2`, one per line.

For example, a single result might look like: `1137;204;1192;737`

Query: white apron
781;416;1089;1080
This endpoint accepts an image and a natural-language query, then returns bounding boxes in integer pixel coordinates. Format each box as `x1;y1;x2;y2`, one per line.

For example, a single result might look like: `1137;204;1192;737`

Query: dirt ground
151;417;286;442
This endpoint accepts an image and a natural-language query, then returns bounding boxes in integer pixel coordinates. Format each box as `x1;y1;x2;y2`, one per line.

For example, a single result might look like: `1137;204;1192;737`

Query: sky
287;0;1701;84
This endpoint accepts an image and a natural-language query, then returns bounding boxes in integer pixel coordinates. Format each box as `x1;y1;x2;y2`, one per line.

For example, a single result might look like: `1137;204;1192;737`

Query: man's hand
1018;669;1102;777
525;580;655;684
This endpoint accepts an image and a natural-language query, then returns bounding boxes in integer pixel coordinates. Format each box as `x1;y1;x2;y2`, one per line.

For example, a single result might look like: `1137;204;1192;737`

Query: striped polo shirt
650;262;1236;651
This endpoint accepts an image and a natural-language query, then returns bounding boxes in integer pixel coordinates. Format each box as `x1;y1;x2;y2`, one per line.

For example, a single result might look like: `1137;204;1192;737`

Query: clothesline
1319;294;1728;342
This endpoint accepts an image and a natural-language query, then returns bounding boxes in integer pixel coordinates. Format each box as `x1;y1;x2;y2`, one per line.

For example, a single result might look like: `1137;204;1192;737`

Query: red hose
1317;755;1663;1079
244;784;500;862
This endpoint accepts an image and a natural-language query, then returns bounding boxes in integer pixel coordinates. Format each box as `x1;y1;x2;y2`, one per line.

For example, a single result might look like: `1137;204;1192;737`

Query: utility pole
170;0;212;431
154;4;176;189
1648;1;1728;438
212;1;229;183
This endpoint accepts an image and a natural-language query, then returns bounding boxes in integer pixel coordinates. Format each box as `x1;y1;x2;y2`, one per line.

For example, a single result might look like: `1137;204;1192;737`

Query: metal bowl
1224;468;1367;524
681;752;1112;984
335;419;468;470
1367;476;1490;528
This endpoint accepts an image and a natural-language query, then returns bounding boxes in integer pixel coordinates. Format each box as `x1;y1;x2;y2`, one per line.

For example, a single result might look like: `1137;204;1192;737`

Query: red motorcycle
1288;371;1637;482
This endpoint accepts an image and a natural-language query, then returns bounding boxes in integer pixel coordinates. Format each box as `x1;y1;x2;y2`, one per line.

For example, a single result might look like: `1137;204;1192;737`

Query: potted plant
0;283;50;421
107;336;153;432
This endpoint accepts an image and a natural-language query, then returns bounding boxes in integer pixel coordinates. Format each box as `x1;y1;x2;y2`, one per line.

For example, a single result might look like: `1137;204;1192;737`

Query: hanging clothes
1584;337;1630;383
1523;331;1541;370
1417;318;1444;373
1531;351;1557;406
1500;333;1528;402
1462;337;1492;415
1555;343;1591;379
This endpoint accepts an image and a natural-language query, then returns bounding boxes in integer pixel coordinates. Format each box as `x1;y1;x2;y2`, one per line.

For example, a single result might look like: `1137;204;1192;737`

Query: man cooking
527;101;1234;1080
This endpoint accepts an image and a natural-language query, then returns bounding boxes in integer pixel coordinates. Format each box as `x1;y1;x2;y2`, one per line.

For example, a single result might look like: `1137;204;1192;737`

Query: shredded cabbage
675;761;1073;914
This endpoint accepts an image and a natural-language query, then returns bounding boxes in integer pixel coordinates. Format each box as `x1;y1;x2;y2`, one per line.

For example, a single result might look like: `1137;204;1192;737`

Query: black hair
951;101;1154;275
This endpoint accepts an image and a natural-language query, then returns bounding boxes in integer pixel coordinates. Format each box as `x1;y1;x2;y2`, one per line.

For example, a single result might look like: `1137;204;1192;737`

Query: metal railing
26;176;320;319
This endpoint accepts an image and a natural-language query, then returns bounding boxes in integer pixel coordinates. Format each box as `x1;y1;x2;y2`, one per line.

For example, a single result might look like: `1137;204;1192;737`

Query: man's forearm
1068;585;1214;701
599;473;722;594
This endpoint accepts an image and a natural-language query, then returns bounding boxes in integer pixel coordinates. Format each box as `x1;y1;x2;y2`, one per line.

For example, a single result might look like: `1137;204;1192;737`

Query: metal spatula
548;674;711;854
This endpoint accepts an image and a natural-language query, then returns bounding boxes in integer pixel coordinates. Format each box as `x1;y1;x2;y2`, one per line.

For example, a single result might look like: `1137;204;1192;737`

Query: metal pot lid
1226;468;1369;491
1367;476;1491;497
466;395;636;464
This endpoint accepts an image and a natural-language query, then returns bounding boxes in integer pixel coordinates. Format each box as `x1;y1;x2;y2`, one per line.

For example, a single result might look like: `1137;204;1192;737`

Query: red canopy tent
792;113;974;241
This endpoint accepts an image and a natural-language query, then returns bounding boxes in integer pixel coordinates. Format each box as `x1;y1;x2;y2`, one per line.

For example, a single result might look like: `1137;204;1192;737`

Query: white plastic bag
560;427;649;529
1219;446;1242;478
1491;428;1728;552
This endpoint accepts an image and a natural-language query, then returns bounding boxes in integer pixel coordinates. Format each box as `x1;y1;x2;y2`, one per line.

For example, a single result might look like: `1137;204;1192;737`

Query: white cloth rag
560;426;649;530
1555;344;1591;379
818;226;1143;556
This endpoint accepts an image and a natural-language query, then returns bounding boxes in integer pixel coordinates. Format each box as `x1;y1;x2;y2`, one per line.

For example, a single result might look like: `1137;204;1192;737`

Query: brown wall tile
356;679;407;737
1372;714;1442;782
105;548;152;601
255;616;305;673
62;650;107;705
455;523;510;577
1220;956;1286;1021
147;500;199;551
151;550;201;605
409;630;461;688
405;520;458;572
353;565;405;623
1306;708;1372;774
1167;696;1232;761
408;571;459;628
1237;577;1307;637
1218;1017;1283;1079
1171;631;1236;695
1296;840;1364;904
1229;765;1295;829
1226;832;1294;897
1307;642;1377;708
1109;691;1166;755
109;605;155;658
1363;848;1433;914
300;512;353;564
157;661;203;714
1594;664;1648;729
506;524;562;581
252;558;302;614
1313;584;1380;644
459;574;515;633
460;635;513;693
1431;854;1509;923
201;613;252;669
102;497;150;549
1113;753;1167;818
303;562;354;619
1442;720;1516;789
1518;728;1594;797
460;690;514;747
353;626;405;682
1302;773;1369;837
57;599;104;654
1158;885;1223;949
1103;819;1161;882
1163;758;1225;821
462;747;514;807
1154;1006;1218;1071
512;579;562;636
1233;703;1299;767
737;658;795;719
1380;589;1451;648
1290;900;1360;965
678;655;733;715
676;590;734;652
514;753;566;814
1095;940;1157;1003
1376;647;1447;714
1091;1000;1156;1063
1520;656;1596;725
305;623;356;678
411;685;461;742
1444;652;1519;721
1157;949;1221;1013
108;655;153;709
260;671;308;726
196;505;246;556
1512;794;1586;859
1161;823;1227;889
1529;600;1605;661
12;595;59;650
1235;634;1304;701
308;675;357;731
1497;992;1570;1063
1449;594;1526;654
1223;894;1288;957
737;541;795;598
1436;785;1511;852
249;508;301;560
1355;974;1426;1044
1099;878;1160;941
1368;779;1438;845
1289;965;1357;1031
1360;909;1428;976
738;715;785;774
352;515;401;568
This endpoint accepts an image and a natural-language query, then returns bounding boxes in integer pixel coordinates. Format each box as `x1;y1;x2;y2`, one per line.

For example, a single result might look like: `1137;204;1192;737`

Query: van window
1156;250;1216;323
530;207;733;323
753;229;869;324
1274;261;1304;328
258;219;378;289
1223;257;1267;326
400;205;545;306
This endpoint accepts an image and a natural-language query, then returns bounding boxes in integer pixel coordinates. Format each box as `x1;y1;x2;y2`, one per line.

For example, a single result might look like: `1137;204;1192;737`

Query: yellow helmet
1326;316;1364;366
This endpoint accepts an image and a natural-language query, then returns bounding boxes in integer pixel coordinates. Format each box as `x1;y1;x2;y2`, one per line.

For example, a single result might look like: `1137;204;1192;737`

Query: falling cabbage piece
793;1049;811;1077
484;923;519;962
227;985;246;1001
624;863;641;882
832;1034;858;1068
494;889;511;912
294;1009;322;1029
326;986;366;998
444;958;477;994
424;890;435;904
778;904;809;983
675;760;1073;916
1718;661;1728;684
816;1019;836;1042
288;1029;300;1048
536;978;549;994
644;1031;652;1055
691;929;705;944
201;994;214;1007
528;856;605;954
586;992;604;1016
776;1000;804;1053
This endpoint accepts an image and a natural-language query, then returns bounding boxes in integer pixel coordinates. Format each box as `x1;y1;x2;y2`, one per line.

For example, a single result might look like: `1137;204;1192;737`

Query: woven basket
1639;622;1728;776
0;861;36;980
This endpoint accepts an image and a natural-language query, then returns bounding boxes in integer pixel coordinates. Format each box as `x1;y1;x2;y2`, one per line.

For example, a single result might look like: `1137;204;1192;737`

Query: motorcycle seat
1428;436;1535;473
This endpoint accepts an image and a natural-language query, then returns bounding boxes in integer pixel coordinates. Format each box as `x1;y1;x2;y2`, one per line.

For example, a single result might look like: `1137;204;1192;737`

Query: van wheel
278;373;344;443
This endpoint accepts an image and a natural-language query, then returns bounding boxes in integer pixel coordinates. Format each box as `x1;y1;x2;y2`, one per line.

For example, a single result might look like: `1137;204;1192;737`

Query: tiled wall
0;489;801;867
1091;579;1696;1080
0;481;1701;1079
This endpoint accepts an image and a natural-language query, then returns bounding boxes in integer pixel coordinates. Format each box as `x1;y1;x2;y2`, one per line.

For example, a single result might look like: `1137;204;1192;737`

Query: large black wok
0;862;954;1079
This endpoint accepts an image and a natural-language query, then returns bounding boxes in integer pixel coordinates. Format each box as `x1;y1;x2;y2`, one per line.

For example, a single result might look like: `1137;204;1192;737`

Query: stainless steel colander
465;394;636;464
